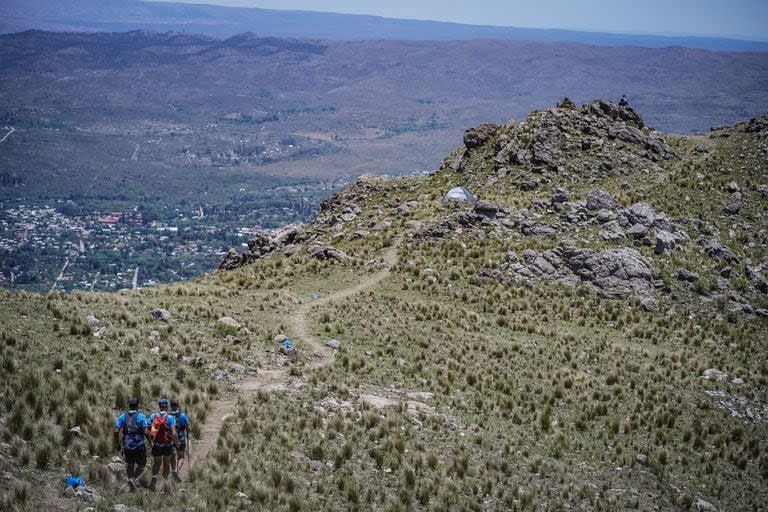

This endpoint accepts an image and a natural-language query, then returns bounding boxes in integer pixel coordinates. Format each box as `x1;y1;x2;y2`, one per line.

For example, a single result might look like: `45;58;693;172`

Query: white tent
443;187;476;203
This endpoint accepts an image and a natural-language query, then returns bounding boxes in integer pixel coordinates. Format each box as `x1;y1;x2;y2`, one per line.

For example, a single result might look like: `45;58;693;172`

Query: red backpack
150;413;172;444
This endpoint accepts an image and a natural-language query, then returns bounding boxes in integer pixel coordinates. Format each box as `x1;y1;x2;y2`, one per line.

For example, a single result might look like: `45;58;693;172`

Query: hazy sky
149;0;768;40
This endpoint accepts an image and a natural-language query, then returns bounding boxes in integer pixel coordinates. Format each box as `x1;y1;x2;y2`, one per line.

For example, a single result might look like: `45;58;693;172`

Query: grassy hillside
0;101;766;511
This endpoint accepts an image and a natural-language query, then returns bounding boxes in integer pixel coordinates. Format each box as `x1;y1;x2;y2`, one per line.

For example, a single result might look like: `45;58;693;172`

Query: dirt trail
192;245;397;465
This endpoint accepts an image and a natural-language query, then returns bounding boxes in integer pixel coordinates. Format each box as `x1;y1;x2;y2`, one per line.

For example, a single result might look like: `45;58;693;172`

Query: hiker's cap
158;398;169;408
128;397;140;408
171;398;180;408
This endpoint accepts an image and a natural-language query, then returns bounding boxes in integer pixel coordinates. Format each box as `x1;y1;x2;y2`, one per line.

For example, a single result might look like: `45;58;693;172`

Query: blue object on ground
66;474;86;488
284;339;292;350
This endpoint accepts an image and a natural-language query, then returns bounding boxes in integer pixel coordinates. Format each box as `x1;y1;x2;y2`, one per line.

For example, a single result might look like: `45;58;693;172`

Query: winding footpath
192;246;398;466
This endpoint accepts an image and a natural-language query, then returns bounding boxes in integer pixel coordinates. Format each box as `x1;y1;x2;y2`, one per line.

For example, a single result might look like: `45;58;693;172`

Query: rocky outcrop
219;223;306;270
496;242;659;304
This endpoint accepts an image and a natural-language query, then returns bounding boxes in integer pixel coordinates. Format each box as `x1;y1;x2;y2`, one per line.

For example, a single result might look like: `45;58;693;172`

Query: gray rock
626;203;658;226
325;339;341;350
149;346;160;355
586;189;622;211
746;267;768;292
757;184;768;197
723;202;741;215
635;453;648;464
600;221;625;240
726;181;740;193
404;220;422;231
309;246;349;261
677;269;700;282
274;334;288;344
474;200;508;218
695;498;717;512
626;223;649;239
756;309;768;318
596;209;617;223
282;244;302;256
152;308;171;321
85;315;100;327
701;368;728;381
551;187;569;204
505;251;518;263
340;212;357;222
218;316;241;329
640;296;658;311
654;230;679;255
463;123;498;150
699;238;739;263
113;505;130;512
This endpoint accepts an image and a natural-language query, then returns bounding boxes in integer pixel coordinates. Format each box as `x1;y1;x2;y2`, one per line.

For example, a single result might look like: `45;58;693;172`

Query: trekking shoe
127;479;136;492
149;476;158;491
171;471;181;483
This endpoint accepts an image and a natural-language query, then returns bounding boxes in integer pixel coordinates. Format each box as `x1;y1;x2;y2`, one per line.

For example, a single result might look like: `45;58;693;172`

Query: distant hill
1;0;767;52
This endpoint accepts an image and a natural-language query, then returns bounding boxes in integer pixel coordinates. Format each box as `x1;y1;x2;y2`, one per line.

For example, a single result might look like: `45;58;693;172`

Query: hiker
148;398;179;489
114;397;151;492
169;398;190;478
619;94;629;107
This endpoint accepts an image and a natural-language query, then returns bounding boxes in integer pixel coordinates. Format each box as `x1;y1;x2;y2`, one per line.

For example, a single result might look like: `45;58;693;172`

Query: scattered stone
443;187;476;203
626;224;648;239
107;462;124;475
152;308;171;321
70;426;83;436
600;221;624;240
726;181;740;193
463;123;498;150
723;203;741;215
640;296;658;312
586;189;622;212
551;187;569;204
149;346;160;355
698;238;739;263
701;368;728;381
309;245;349;261
85;315;100;327
756;309;768;318
274;334;288;344
695;498;717;512
505;251;518;263
731;378;744;386
635;453;648;464
360;394;398;410
654;230;679;255
218;316;241;329
757;184;768;197
474;200;508;218
113;505;130;512
677;269;699;282
325;339;341;350
404;220;423;231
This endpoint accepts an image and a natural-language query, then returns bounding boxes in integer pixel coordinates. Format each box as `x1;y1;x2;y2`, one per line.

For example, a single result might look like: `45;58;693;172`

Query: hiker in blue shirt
114;397;151;492
148;398;179;490
169;398;191;479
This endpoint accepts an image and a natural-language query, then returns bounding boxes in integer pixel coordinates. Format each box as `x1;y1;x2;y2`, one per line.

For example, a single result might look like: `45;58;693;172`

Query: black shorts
152;444;174;457
125;448;147;466
176;441;187;454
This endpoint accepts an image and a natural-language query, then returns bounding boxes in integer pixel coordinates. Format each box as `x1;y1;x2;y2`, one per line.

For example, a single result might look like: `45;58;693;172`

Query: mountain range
1;0;768;52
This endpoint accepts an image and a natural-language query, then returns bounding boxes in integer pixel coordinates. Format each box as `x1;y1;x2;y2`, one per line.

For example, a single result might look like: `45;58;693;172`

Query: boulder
600;221;625;240
654;230;679;255
474;200;508;218
586;189;622;211
325;339;341;350
701;368;728;381
698;238;739;263
695;499;718;511
626;224;648;239
551;187;569;204
309;246;349;261
85;315;100;327
677;269;700;282
218;317;241;329
726;181;740;193
152;308;171;321
360;394;398;410
463;123;498;150
723;203;741;215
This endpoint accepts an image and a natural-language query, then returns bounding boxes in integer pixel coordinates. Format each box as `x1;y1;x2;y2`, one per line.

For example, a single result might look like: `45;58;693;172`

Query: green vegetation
0;105;766;510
